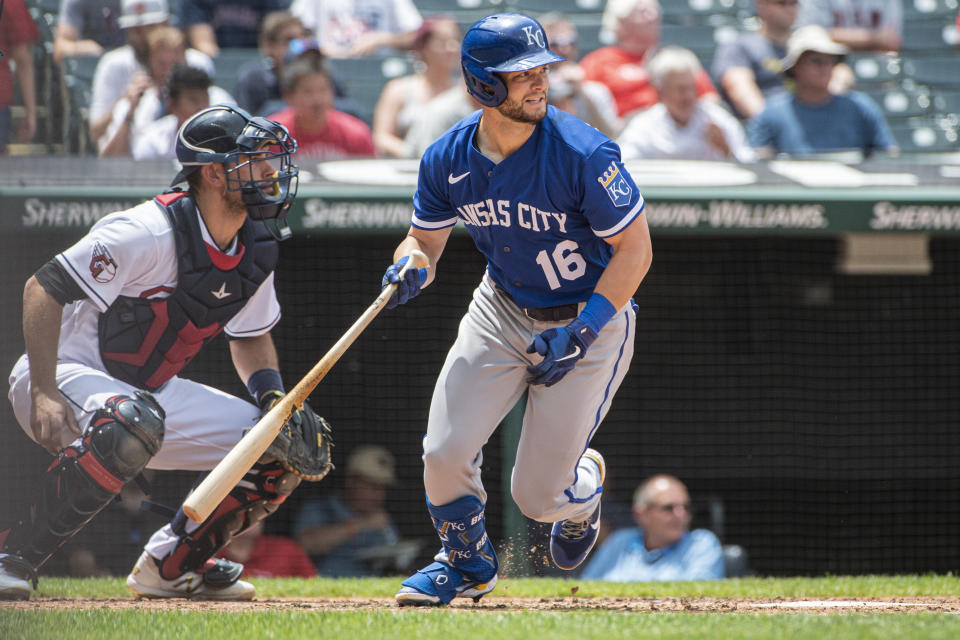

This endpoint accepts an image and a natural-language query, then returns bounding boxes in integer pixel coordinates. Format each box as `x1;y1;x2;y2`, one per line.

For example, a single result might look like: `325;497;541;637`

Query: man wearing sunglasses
581;474;724;581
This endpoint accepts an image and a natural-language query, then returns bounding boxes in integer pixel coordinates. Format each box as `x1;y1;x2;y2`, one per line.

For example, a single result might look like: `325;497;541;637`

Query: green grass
4;575;960;640
3;610;960;640
25;573;960;599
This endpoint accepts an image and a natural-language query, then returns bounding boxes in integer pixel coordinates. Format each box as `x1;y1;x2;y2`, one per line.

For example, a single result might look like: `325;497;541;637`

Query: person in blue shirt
582;474;724;582
378;13;652;606
747;24;897;158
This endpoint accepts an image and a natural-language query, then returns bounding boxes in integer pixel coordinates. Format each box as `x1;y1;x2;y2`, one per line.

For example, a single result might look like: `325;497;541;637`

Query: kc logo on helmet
90;241;118;283
522;26;546;48
597;162;632;208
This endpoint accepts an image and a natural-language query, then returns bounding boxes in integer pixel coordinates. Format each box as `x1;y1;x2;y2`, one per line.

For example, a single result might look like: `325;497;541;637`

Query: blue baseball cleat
550;449;605;570
395;551;498;606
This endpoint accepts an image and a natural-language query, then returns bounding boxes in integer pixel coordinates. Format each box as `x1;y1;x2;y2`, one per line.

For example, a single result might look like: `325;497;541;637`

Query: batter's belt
494;285;580;322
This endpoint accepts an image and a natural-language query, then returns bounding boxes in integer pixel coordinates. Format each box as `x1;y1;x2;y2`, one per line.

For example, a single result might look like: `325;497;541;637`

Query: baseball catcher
0;106;332;601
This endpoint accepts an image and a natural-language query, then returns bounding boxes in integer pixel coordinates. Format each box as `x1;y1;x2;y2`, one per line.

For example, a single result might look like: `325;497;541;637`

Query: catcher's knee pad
158;462;300;579
0;392;165;569
427;495;498;582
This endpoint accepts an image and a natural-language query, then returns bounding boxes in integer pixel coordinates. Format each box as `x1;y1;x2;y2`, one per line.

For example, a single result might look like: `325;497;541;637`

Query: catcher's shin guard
0;392;165;570
158;461;300;579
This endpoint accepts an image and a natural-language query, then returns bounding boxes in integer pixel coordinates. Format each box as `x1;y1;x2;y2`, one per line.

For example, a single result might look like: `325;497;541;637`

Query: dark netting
2;231;960;577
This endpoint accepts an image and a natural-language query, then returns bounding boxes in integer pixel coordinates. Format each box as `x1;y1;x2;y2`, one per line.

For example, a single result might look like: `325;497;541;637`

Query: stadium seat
890;116;960;153
933;90;960;116
211;48;261;98
866;84;933;120
723;544;751;578
659;23;727;69
326;56;414;125
61;55;100;154
901;21;959;55
903;0;960;22
903;56;960;88
849;53;903;84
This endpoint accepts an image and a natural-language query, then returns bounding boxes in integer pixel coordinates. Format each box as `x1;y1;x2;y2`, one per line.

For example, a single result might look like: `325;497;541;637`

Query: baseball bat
182;250;430;523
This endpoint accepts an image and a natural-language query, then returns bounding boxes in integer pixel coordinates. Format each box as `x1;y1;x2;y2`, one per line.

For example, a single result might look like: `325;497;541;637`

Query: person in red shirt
0;0;39;152
269;56;375;160
218;521;317;579
580;0;716;119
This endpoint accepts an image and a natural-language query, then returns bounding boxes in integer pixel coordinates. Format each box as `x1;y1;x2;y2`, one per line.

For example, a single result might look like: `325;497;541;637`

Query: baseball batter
381;14;652;606
0;106;331;601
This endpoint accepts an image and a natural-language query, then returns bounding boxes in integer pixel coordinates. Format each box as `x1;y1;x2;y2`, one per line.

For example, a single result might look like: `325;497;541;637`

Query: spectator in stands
269;55;375;160
372;17;461;157
218;522;317;579
619;47;754;162
178;0;292;59
747;25;897;158
540;12;621;137
289;0;423;58
402;86;479;158
796;0;902;52
235;11;310;115
0;0;37;154
580;0;717;119
132;64;213;159
294;446;401;577
53;0;124;64
100;27;234;156
712;0;798;120
89;0;214;148
582;475;724;582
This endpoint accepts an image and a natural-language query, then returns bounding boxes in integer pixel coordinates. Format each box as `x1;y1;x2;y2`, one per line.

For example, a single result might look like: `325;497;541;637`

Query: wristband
577;293;617;335
246;368;284;403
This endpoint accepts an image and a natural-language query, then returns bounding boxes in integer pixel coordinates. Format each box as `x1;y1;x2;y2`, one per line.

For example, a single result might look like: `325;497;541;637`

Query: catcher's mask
171;105;299;233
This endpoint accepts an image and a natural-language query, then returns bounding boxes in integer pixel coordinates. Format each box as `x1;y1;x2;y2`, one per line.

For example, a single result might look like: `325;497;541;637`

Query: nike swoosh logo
590;519;600;531
448;171;470;184
554;345;582;362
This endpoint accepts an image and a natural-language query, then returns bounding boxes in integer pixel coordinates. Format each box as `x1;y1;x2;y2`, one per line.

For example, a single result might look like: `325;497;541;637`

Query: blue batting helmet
172;105;299;225
461;13;565;108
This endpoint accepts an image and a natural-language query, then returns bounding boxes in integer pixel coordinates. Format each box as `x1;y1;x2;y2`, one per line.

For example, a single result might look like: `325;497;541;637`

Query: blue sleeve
682;530;725;580
411;150;459;230
581;141;645;239
581;529;632;579
747;110;775;149
293;495;347;536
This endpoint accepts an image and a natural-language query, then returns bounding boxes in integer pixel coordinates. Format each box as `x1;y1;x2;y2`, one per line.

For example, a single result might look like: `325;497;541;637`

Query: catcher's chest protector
99;192;279;390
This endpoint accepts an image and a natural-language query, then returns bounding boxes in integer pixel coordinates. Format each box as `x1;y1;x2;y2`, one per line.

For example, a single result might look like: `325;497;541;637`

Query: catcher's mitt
259;391;334;481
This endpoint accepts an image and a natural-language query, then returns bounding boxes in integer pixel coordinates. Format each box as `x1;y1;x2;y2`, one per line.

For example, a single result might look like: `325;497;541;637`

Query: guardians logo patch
89;242;118;283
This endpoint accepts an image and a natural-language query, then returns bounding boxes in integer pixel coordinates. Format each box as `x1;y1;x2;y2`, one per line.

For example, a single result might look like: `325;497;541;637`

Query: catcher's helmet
171;105;299;224
461;13;565;108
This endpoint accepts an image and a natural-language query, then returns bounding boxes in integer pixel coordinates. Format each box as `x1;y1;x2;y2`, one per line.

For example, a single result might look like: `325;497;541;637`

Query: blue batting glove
525;317;599;387
382;256;427;309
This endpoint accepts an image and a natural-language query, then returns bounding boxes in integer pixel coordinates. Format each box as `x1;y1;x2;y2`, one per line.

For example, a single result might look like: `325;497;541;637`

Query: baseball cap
346;445;397;485
118;0;170;29
781;25;848;72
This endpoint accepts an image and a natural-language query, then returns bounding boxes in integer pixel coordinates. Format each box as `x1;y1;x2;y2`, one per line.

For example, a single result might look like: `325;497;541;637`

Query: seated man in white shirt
133;65;212;160
617;47;755;163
